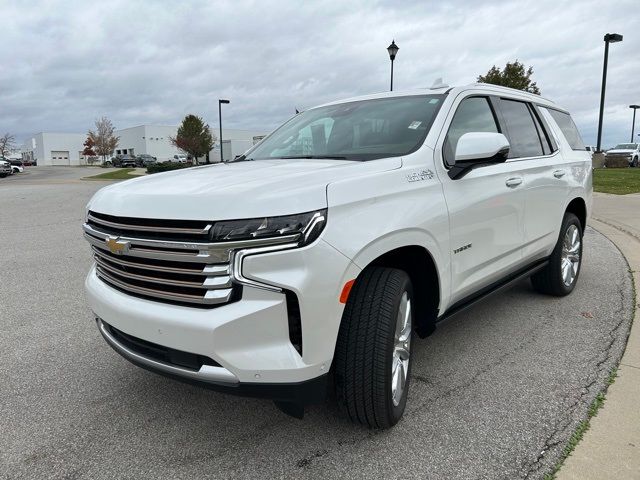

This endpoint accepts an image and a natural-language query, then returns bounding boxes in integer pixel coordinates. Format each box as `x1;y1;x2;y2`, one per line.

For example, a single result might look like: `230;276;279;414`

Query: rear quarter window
545;109;585;151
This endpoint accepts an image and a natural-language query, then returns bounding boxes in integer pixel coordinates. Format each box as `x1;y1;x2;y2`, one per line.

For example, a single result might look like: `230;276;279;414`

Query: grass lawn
83;168;139;181
592;168;640;195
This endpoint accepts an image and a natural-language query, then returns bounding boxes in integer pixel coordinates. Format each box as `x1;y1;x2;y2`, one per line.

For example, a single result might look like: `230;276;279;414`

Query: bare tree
88;117;119;163
0;133;16;158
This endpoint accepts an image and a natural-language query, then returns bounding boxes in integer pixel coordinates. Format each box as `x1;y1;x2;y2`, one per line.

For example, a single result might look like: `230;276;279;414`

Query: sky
2;0;639;149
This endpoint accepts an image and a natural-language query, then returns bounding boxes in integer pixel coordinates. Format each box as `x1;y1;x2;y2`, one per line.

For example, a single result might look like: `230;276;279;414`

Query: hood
88;158;401;220
606;149;634;154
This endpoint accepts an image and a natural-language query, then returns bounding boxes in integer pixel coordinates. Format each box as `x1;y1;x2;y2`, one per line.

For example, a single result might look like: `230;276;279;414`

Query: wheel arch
354;244;441;338
565;197;587;231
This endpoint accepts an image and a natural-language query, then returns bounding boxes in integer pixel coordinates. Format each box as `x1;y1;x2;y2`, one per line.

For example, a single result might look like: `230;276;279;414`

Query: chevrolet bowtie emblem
105;236;130;255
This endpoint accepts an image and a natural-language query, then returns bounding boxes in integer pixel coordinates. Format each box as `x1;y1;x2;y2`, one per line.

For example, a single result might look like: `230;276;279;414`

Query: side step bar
438;258;549;324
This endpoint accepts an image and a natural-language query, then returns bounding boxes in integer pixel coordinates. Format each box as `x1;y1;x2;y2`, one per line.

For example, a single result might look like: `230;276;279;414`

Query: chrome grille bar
88;212;212;235
91;246;229;276
94;256;232;289
84;223;299;263
95;267;232;305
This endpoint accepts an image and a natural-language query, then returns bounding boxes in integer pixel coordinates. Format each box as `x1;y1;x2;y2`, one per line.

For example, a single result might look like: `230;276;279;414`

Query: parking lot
0;168;634;479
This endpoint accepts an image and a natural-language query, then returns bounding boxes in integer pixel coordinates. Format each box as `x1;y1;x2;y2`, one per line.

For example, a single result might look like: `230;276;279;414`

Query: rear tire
531;212;583;296
334;267;414;429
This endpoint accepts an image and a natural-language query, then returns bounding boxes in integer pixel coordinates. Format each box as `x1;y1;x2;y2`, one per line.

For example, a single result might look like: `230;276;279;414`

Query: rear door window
546;109;586;151
499;99;544;158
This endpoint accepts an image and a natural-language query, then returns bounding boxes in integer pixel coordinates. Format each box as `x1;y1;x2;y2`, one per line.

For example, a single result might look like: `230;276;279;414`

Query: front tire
531;212;583;296
334;267;414;428
632;156;639;167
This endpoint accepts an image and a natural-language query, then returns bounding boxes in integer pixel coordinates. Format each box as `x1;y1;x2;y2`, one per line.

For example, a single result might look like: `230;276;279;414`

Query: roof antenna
430;78;449;89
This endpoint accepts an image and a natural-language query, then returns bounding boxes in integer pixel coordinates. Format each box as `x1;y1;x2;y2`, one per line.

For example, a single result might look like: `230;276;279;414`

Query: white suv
605;143;640;167
83;84;591;428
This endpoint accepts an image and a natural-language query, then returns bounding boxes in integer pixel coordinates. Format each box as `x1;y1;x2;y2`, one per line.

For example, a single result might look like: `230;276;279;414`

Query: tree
82;135;99;165
477;60;540;94
0;133;16;158
82;136;96;156
88;117;119;162
170;114;216;164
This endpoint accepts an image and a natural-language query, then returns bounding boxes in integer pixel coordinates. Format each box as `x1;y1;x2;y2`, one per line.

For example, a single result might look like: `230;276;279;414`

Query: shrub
605;156;630;168
146;162;191;174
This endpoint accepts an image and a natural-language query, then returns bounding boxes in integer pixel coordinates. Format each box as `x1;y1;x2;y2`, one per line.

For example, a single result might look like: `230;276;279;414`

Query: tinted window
500;99;544;158
244;95;445;161
444;97;498;166
547;109;585;151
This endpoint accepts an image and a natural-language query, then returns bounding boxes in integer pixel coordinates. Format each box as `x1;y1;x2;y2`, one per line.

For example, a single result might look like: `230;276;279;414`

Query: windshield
614;143;637;149
242;94;445;161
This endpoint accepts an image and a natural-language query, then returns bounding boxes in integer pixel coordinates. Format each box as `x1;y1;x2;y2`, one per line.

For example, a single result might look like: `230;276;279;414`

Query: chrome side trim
95;267;232;305
88;213;212;235
97;318;238;384
231;243;299;292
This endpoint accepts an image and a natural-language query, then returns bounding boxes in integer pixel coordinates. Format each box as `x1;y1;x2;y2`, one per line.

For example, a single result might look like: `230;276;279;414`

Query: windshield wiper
227;154;254;163
278;155;349;160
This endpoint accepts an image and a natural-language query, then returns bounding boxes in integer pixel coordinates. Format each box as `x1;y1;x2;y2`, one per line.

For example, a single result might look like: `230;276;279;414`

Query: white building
28;132;87;165
24;126;269;166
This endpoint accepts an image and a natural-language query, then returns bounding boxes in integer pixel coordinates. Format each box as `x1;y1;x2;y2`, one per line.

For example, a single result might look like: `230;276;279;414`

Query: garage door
51;151;70;165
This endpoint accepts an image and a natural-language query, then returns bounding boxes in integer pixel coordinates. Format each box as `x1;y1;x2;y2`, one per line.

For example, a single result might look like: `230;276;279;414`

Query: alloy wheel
561;224;581;287
391;292;412;407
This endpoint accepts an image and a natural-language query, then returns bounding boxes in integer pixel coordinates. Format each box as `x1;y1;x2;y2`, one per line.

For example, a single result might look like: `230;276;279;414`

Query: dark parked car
112;154;137;168
0;159;11;177
135;154;157;167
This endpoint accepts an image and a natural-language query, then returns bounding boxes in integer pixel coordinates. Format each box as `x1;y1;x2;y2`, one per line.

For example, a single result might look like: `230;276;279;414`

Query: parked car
83;83;591;428
9;160;24;174
0;159;11;177
135;154;157;167
112;154;137;168
171;154;188;163
604;143;639;167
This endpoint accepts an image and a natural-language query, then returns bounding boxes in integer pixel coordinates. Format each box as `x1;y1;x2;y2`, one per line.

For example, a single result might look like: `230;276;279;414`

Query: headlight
210;209;327;246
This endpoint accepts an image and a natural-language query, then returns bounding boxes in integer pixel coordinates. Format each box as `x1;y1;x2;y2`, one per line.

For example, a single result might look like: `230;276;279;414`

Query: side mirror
449;132;510;179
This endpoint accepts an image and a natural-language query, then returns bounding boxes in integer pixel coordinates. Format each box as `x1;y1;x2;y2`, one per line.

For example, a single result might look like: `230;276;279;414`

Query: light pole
630;105;640;142
387;40;399;91
218;99;230;162
596;33;623;152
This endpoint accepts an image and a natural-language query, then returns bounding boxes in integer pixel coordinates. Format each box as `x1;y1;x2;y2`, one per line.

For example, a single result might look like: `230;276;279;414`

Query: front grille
85;211;236;307
84;210;299;307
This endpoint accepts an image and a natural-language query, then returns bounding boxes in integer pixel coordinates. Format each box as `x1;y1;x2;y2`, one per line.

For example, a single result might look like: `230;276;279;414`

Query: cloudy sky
2;0;639;148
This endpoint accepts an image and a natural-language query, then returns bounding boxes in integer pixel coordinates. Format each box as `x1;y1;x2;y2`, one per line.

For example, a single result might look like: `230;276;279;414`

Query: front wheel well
366;246;440;338
566;197;587;231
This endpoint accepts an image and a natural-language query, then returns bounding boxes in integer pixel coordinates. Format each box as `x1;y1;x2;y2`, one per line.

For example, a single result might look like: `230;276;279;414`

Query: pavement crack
520;260;633;479
295;449;329;469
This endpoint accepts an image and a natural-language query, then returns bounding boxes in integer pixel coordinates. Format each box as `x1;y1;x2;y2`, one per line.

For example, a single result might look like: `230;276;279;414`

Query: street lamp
218;99;230;162
630;105;640;142
387;40;399;91
596;33;623;152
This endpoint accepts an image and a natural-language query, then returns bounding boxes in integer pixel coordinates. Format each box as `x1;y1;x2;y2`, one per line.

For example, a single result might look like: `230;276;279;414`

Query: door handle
505;177;523;188
553;169;566;178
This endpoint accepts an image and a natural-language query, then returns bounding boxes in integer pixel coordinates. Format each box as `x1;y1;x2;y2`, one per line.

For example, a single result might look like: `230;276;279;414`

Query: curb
555;218;640;479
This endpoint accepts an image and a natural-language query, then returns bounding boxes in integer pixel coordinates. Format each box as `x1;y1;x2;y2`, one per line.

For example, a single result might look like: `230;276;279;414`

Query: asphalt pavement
0;168;634;479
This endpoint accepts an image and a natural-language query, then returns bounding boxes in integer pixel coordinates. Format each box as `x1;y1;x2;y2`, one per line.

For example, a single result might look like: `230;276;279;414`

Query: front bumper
85;238;360;386
97;317;328;403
